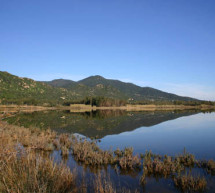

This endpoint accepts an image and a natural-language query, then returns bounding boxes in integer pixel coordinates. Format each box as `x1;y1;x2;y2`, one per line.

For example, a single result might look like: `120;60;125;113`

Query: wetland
1;109;215;192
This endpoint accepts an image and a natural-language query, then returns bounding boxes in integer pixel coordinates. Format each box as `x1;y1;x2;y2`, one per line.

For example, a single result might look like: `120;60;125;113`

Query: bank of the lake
1;103;215;113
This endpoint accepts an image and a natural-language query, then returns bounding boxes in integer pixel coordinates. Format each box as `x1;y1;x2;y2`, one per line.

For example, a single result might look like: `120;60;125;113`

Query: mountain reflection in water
5;110;201;138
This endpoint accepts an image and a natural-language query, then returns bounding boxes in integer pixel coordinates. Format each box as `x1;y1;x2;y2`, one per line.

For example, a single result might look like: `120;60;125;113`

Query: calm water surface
100;112;215;159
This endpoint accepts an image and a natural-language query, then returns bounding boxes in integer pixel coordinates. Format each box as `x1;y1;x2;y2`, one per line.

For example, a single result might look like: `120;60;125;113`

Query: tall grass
0;149;75;193
174;174;207;192
0;119;76;193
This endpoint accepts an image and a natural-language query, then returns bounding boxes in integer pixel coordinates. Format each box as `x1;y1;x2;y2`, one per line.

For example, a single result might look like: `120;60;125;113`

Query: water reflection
5;110;201;138
100;112;215;159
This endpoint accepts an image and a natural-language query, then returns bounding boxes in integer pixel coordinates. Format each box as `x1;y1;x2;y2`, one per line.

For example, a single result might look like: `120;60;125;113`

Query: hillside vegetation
48;75;197;101
0;71;75;105
0;71;208;106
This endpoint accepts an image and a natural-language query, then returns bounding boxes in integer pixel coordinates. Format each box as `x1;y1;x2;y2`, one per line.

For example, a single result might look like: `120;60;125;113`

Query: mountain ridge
47;75;197;101
0;71;199;105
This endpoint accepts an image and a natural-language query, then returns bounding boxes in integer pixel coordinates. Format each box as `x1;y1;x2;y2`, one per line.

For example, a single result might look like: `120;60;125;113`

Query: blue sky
0;0;215;100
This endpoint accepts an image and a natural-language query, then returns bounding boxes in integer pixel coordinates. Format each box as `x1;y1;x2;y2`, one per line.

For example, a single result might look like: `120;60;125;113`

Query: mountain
0;71;198;105
47;75;196;101
43;79;78;89
43;77;127;100
77;75;194;101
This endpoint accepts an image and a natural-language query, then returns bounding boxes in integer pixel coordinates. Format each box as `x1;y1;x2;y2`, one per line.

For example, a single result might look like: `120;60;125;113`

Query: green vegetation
77;75;196;101
132;99;215;106
2;71;213;106
64;96;126;107
0;71;76;106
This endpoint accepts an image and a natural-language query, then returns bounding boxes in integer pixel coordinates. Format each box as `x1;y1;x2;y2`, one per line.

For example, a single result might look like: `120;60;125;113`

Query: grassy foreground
0;116;215;192
0;121;74;193
0;120;124;193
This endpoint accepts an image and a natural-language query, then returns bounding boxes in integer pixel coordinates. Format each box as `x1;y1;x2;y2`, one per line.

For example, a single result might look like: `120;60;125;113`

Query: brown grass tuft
174;174;207;192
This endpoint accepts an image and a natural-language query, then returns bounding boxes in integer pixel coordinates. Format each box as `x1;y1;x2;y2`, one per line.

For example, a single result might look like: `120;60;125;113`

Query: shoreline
0;104;215;113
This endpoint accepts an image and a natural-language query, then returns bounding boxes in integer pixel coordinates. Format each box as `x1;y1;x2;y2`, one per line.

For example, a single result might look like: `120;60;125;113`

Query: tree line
130;100;215;106
63;96;127;107
1;97;214;107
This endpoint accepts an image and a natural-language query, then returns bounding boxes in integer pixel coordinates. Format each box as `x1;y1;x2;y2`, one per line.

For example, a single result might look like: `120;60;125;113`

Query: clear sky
0;0;215;100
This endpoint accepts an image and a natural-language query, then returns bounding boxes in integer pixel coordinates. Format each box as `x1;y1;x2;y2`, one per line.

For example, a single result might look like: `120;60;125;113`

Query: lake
4;110;215;192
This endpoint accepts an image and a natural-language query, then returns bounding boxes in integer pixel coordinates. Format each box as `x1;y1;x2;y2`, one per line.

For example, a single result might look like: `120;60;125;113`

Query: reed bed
0;131;75;193
72;137;141;170
173;174;207;192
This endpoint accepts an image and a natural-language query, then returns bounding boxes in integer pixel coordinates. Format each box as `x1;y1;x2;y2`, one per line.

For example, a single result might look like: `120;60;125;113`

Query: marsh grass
0;120;76;193
72;138;141;170
93;173;117;193
176;148;196;167
207;160;215;174
72;137;113;165
201;159;215;175
143;155;184;178
0;120;57;151
0;143;76;193
140;150;209;192
114;147;141;170
93;172;140;193
173;174;207;192
141;149;197;180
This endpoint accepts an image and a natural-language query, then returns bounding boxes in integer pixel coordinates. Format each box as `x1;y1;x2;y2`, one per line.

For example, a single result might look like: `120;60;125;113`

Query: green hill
0;71;199;105
0;71;77;105
42;77;127;100
46;75;196;101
